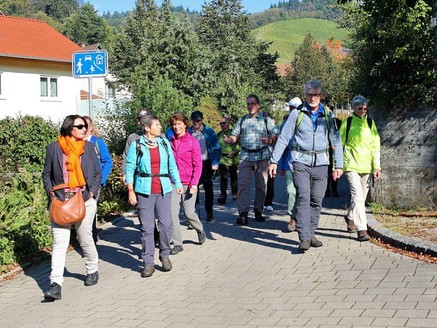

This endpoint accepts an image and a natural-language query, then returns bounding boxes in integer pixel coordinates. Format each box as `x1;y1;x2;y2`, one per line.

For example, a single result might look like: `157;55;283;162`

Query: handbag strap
50;183;69;192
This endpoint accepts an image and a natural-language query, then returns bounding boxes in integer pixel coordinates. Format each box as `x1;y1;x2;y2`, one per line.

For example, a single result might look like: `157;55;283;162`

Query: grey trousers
292;162;328;241
237;158;269;214
137;192;172;266
285;170;297;218
171;185;203;246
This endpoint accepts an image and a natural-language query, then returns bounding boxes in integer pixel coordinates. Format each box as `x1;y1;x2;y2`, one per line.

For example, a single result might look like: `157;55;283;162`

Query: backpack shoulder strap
263;113;269;135
367;117;373;130
294;105;305;136
345;116;353;143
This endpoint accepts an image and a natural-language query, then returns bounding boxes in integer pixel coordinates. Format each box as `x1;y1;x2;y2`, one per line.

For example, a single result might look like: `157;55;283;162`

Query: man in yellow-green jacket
340;95;382;241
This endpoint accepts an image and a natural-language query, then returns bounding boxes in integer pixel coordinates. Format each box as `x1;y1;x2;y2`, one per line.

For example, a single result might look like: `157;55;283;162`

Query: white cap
288;97;302;108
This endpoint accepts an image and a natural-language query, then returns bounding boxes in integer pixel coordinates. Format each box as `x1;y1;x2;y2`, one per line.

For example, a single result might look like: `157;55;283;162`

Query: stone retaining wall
370;108;437;208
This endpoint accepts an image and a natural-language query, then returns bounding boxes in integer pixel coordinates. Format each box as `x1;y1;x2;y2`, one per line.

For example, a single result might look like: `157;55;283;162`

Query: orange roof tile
0;15;82;62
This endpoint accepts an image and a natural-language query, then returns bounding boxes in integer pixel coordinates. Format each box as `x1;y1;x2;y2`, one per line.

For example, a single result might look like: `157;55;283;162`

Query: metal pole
88;77;93;118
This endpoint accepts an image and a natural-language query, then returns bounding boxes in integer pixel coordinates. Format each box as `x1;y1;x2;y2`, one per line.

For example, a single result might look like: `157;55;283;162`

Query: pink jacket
170;132;202;187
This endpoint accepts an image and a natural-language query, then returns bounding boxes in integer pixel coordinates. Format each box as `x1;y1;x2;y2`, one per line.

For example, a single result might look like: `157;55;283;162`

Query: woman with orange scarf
42;115;102;301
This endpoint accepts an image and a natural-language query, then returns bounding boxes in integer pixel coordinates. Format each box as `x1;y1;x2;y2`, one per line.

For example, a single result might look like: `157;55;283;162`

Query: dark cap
191;110;203;121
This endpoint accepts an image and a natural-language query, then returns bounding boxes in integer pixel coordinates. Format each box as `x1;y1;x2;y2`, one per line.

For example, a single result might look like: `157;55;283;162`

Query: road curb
367;211;437;257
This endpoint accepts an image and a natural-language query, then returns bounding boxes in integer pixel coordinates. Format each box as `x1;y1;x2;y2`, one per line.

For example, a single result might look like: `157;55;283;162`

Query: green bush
0;115;57;269
0;169;52;269
0;115;58;173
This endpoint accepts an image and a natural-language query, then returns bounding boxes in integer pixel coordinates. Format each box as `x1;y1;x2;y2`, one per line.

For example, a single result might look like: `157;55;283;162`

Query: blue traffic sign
72;50;108;78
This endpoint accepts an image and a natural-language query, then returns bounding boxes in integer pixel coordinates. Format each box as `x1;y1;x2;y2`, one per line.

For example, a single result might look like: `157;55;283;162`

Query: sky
88;1;274;15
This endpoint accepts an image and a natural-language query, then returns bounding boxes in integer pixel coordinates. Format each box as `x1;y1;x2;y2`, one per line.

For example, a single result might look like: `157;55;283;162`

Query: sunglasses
73;124;87;130
193;119;202;123
306;93;321;98
219;122;227;125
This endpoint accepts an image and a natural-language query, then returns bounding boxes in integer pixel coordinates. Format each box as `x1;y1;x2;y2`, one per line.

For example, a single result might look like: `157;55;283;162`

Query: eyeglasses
306;93;321;98
219;122;227;125
73;124;86;130
193;119;202;123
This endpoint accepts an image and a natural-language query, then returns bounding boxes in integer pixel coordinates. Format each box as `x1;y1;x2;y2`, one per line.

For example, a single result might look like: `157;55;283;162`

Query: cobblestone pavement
0;176;436;327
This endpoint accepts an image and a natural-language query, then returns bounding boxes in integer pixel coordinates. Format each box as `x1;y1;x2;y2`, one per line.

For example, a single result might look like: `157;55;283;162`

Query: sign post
72;50;108;118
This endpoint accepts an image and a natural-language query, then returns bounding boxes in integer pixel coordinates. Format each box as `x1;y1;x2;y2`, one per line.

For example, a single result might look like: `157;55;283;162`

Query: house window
107;83;116;98
40;77;58;97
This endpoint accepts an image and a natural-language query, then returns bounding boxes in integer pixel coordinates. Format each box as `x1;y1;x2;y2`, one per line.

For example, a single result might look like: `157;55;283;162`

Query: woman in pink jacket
168;112;205;255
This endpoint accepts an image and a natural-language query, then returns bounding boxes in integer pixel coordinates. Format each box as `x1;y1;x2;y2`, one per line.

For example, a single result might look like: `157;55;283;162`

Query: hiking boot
160;257;172;272
358;230;370;242
141;265;155;278
310;237;323;247
44;282;62;301
217;195;226;204
298;240;311;252
254;209;266;222
287;218;297;232
170;245;183;255
344;216;357;233
236;211;248;225
84;272;99;286
197;231;207;244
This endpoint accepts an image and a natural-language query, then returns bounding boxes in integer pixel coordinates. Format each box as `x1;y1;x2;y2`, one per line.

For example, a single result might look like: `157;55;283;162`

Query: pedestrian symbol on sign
72;50;108;78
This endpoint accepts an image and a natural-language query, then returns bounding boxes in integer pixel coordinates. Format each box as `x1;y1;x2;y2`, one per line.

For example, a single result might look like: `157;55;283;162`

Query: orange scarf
57;136;86;188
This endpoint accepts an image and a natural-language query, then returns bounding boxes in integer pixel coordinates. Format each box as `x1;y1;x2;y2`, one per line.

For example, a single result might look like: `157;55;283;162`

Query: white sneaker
265;206;274;211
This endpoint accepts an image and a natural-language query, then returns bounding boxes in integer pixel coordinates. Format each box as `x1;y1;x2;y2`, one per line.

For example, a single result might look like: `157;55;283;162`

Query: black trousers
264;175;275;207
197;159;214;214
218;163;238;198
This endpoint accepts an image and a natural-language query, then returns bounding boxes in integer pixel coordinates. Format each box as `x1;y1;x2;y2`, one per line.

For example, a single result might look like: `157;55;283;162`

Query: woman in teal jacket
126;114;183;278
340;96;381;241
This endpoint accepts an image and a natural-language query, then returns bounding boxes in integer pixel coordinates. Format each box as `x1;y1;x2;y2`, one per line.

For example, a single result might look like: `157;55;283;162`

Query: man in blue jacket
188;110;221;222
269;80;343;252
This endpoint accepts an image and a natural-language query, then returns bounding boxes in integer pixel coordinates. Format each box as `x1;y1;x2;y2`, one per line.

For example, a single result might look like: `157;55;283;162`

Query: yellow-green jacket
340;114;381;174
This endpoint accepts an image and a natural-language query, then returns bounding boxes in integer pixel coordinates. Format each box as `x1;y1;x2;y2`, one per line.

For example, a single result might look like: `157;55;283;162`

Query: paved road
1;176;436;327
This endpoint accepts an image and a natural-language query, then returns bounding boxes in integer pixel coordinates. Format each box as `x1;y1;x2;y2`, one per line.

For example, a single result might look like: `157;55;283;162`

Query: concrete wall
370;108;437;209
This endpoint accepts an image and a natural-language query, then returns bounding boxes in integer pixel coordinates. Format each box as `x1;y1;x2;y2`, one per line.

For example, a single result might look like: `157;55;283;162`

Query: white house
0;15;87;122
0;15;129;122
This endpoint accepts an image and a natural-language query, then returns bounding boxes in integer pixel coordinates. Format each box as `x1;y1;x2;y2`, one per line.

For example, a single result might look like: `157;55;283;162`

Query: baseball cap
288;97;302;108
191;110;203;121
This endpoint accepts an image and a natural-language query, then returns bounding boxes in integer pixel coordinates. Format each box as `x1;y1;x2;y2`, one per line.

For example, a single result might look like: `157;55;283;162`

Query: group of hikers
42;79;381;301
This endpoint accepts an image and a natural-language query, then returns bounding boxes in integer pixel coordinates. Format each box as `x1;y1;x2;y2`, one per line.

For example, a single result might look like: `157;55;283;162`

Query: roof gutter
0;53;72;63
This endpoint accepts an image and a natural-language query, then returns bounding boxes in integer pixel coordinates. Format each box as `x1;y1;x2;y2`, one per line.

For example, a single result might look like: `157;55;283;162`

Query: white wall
0;59;82;122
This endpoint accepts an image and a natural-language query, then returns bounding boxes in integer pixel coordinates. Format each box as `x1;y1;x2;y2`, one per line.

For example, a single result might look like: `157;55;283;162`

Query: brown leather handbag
49;183;86;226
